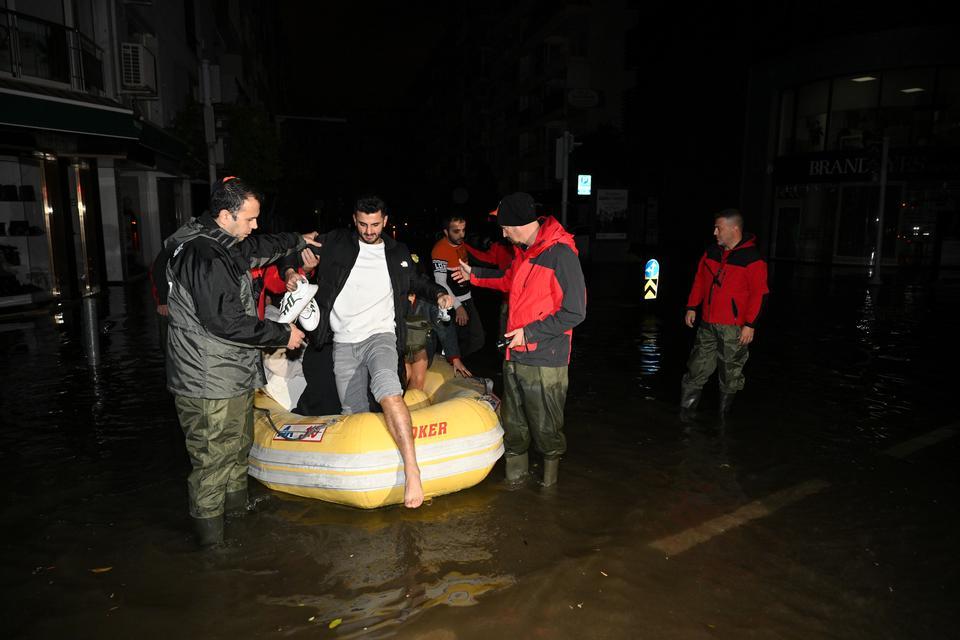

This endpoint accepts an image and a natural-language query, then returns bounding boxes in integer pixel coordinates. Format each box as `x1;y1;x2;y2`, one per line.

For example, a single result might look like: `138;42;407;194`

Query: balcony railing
0;8;104;94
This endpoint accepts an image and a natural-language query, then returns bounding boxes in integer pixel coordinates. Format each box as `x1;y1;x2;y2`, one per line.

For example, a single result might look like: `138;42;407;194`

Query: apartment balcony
0;8;106;95
0;9;142;145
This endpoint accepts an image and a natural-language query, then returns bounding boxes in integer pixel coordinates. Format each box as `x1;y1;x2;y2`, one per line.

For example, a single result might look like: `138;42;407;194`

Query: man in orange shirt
432;215;485;357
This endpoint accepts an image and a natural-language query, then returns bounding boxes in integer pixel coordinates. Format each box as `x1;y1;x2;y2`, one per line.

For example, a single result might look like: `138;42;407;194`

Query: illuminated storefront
743;27;960;269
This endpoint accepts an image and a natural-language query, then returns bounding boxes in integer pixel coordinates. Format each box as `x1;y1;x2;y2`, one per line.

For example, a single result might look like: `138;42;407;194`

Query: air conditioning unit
120;42;157;93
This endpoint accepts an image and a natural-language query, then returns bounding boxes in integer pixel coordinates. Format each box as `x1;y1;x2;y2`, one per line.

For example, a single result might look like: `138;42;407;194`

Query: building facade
742;25;960;270
0;0;277;308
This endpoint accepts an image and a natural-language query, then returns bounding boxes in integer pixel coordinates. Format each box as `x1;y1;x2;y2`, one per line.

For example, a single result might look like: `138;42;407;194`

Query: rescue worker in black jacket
165;177;320;546
285;195;454;508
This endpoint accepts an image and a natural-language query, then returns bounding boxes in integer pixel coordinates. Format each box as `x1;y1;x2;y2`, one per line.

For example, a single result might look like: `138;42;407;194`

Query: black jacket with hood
165;214;304;398
289;228;446;387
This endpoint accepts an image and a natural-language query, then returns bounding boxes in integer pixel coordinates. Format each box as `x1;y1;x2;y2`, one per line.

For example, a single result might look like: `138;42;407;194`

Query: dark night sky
275;1;950;113
269;1;955;235
277;3;449;114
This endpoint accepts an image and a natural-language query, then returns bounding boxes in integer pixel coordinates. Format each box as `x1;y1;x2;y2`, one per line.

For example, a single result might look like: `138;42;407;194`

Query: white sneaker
298;298;320;331
277;280;318;323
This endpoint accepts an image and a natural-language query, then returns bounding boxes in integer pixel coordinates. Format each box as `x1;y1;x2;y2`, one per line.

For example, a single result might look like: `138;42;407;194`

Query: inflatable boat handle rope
254;406;342;441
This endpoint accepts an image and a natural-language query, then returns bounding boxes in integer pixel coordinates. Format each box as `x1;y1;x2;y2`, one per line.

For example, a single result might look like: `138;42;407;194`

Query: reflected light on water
633;315;662;392
258;571;515;638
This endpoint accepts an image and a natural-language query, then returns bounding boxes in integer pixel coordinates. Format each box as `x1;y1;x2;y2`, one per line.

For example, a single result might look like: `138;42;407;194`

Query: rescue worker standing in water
165;177;319;547
454;193;586;487
680;208;768;419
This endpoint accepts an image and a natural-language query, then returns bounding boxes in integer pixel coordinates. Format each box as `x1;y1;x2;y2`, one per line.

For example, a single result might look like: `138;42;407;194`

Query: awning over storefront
0;86;139;140
125;118;194;175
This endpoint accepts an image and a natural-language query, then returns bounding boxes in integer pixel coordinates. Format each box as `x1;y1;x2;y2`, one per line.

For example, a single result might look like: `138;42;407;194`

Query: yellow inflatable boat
249;360;504;509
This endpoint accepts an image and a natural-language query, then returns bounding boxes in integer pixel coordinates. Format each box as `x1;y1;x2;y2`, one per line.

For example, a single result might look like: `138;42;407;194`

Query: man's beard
360;232;382;244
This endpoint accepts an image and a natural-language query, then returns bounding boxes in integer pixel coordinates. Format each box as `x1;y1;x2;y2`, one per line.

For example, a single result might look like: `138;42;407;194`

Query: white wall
138;171;161;268
97;159;125;282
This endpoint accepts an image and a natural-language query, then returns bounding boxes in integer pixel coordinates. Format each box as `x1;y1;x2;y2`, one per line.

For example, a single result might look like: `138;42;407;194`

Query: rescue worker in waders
680;208;769;420
454;192;586;488
164;177;319;547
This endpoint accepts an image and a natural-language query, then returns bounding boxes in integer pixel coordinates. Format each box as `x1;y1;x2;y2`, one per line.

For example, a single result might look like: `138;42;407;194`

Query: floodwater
1;263;958;639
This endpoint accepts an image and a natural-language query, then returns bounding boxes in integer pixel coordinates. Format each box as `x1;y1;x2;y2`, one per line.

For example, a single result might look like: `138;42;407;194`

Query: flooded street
2;264;958;639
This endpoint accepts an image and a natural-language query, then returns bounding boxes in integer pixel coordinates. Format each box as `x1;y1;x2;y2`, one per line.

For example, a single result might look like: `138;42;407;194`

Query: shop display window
778;66;960;155
794;81;829;152
828;74;880;150
933;67;960;145
0;156;53;299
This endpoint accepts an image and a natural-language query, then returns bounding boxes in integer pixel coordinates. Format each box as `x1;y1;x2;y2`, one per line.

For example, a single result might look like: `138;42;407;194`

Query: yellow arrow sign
644;278;658;300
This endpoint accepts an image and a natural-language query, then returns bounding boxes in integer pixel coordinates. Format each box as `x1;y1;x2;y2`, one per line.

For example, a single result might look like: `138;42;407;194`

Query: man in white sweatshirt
294;195;453;507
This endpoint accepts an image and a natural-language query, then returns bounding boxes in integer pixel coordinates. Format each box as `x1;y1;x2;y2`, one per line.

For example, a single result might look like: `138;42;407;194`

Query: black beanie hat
496;192;537;226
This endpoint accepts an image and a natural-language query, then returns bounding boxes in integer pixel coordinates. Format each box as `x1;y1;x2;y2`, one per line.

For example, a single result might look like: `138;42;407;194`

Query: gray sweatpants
333;332;403;414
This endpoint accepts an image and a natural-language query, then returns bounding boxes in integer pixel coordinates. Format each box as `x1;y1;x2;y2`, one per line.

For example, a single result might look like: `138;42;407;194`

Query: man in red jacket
454;193;586;487
681;208;768;419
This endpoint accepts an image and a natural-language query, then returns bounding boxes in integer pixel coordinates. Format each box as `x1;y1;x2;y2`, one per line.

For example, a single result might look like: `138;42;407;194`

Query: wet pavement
1;263;959;639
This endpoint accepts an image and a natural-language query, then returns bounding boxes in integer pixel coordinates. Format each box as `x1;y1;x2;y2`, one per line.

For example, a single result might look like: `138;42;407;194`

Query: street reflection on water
1;265;958;639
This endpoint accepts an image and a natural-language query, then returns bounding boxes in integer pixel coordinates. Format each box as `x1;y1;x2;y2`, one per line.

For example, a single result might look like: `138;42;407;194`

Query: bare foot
404;469;424;508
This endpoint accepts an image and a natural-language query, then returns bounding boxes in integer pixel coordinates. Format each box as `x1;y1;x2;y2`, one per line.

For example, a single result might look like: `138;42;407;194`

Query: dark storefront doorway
832;183;900;263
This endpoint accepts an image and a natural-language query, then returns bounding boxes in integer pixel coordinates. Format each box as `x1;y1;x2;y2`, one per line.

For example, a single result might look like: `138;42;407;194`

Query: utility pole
556;131;580;228
869;136;890;286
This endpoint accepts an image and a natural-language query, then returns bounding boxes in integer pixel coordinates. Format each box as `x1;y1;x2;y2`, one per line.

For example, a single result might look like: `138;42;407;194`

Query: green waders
681;322;749;398
174;390;255;519
502;360;569;466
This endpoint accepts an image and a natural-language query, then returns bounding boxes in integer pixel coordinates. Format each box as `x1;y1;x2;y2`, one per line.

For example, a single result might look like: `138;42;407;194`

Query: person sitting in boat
404;289;472;390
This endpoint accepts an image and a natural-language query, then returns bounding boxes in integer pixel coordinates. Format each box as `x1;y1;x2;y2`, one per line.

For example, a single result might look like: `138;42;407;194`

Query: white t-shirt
330;241;396;343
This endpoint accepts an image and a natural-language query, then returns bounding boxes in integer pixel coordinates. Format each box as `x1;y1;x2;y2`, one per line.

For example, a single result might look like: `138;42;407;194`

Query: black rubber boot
718;392;736;416
505;452;529;484
225;489;248;517
679;385;702;423
541;457;560;488
192;514;224;548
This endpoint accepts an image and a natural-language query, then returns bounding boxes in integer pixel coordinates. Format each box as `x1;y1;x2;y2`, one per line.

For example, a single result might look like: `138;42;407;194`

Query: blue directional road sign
644;258;660;300
645;259;660;279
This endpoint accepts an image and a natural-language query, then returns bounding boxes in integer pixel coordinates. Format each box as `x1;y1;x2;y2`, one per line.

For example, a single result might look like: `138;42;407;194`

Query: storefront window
835;184;900;261
794;81;829;152
938;185;960;266
881;68;935;146
780;66;960;154
881;68;935;107
828;75;880;150
0;156;54;300
934;67;960;145
777;89;795;155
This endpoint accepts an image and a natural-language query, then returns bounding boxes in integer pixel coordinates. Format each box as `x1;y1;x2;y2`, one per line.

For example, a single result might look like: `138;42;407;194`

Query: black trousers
456;297;486;357
296;341;382;416
295;342;343;416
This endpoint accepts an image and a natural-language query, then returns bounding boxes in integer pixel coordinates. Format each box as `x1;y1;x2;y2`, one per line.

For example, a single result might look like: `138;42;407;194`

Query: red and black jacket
686;233;768;328
471;216;587;366
249;265;288;320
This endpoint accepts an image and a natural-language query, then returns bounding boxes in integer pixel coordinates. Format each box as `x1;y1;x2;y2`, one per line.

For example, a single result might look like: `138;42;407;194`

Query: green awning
136;119;190;159
0;89;139;140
